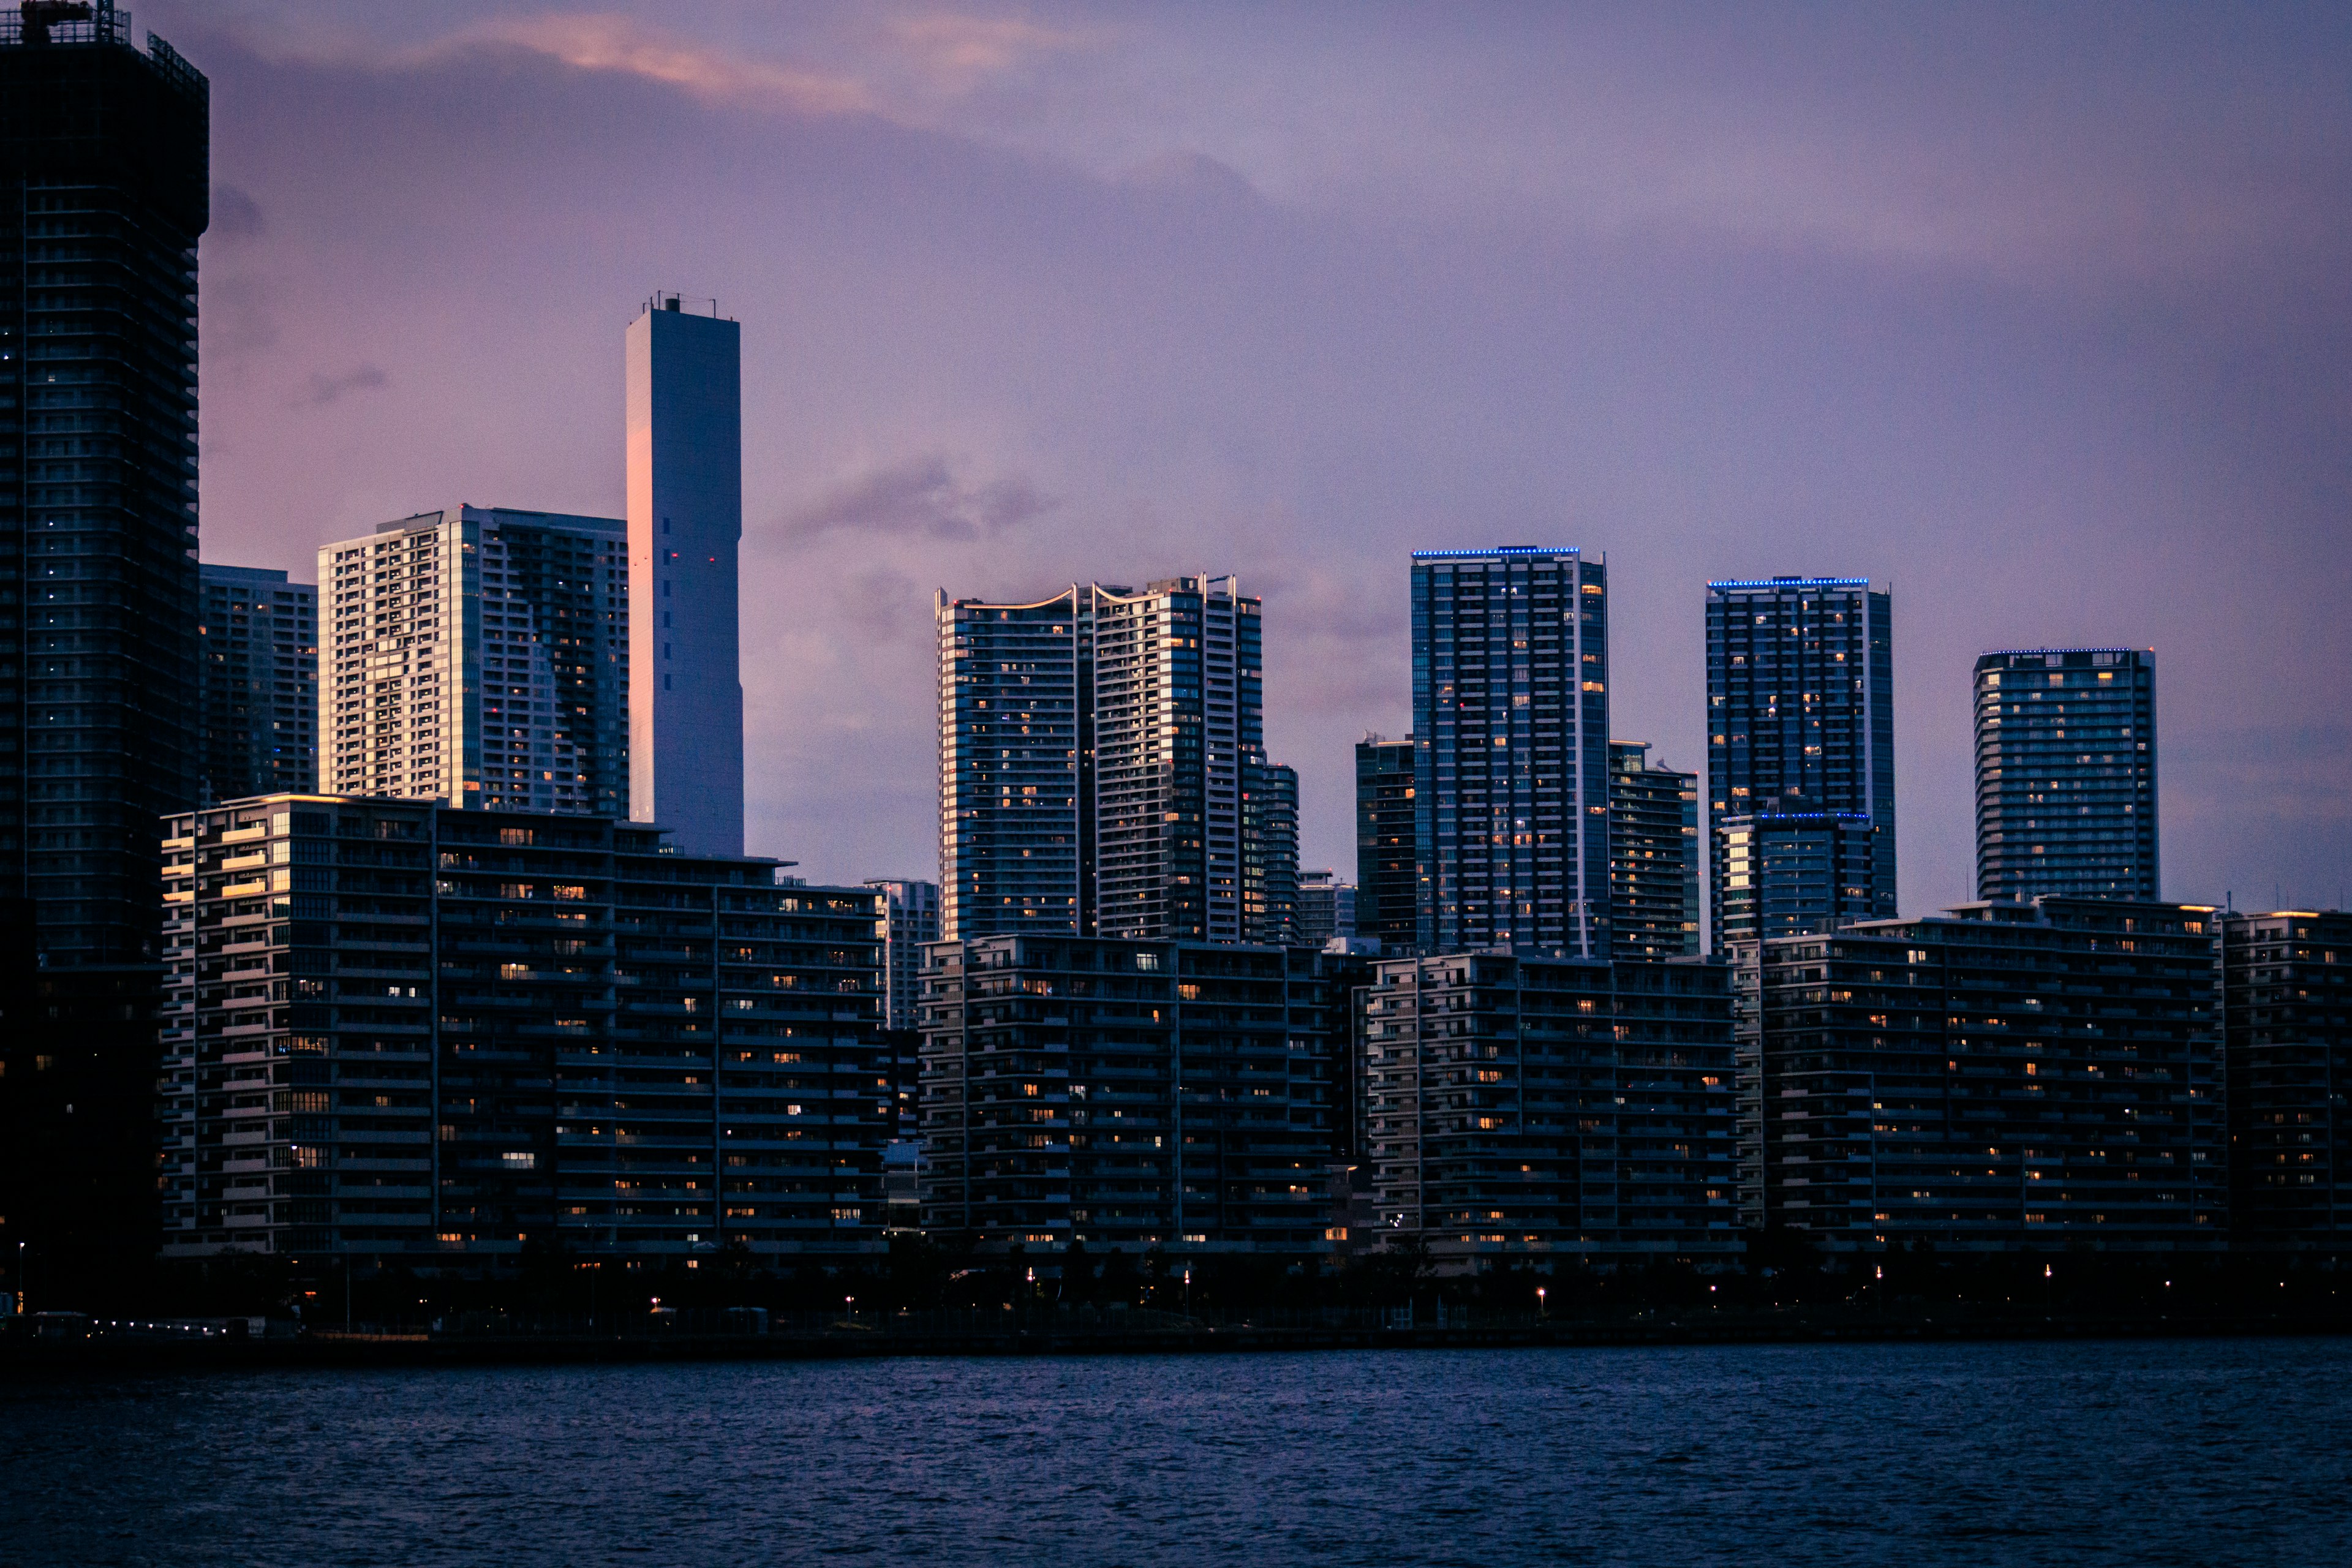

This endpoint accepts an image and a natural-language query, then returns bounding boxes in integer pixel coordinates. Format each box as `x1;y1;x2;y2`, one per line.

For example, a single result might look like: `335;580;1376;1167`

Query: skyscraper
198;565;316;804
1705;576;1894;949
0;9;209;1288
1;11;208;965
1297;869;1357;945
936;575;1292;944
627;293;744;857
1412;547;1610;958
1354;734;1415;953
864;877;941;1032
1974;647;2158;902
1241;754;1300;944
318;507;628;815
1607;741;1699;959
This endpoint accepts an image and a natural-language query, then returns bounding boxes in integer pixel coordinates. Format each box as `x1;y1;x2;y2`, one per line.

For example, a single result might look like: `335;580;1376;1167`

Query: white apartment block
319;507;628;813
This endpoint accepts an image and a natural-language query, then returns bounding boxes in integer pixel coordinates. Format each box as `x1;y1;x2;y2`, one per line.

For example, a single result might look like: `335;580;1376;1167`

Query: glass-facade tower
1974;647;2158;902
1412;548;1609;959
198;565;316;804
1705;576;1894;949
1;12;208;964
1354;734;1416;952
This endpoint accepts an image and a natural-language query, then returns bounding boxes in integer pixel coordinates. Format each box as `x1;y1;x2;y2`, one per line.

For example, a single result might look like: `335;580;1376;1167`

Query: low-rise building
158;794;889;1265
1754;897;2226;1250
1362;953;1737;1264
917;937;1368;1253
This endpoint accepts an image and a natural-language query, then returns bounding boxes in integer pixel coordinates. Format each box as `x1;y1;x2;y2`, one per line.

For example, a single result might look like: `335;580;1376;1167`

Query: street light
1536;1286;1547;1319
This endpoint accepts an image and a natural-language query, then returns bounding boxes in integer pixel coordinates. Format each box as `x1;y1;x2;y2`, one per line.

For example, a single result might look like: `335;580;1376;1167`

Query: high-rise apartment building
1608;741;1698;960
627;294;744;857
198;566;316;803
865;877;941;1032
1242;754;1300;944
1354;734;1415;952
1974;648;2158;902
318;507;627;816
1297;870;1356;946
918;936;1367;1251
0;12;210;1289
1752;898;2226;1249
1714;813;1879;949
1412;548;1610;957
0;13;207;965
937;576;1294;945
1705;576;1894;950
159;794;888;1262
2222;910;2352;1246
1362;952;1736;1261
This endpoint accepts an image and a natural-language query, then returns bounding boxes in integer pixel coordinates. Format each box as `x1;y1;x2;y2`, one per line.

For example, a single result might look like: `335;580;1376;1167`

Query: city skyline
157;1;2352;914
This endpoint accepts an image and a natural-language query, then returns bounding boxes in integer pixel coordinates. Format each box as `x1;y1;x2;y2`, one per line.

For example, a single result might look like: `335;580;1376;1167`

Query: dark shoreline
9;1312;2347;1377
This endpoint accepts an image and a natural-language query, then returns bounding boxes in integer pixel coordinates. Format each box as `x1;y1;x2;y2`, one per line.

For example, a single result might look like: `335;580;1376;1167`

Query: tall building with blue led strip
1705;576;1894;949
1411;547;1610;959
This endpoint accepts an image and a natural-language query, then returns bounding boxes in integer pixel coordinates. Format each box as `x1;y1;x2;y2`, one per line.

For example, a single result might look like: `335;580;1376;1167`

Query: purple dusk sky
159;1;2351;912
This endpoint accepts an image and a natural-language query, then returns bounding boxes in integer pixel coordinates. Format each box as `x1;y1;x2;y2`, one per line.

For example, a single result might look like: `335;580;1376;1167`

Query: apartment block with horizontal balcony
1608;741;1699;960
917;937;1369;1254
158;793;888;1265
1753;897;2226;1251
318;506;628;816
2223;909;2352;1247
1362;952;1737;1265
1975;648;2158;902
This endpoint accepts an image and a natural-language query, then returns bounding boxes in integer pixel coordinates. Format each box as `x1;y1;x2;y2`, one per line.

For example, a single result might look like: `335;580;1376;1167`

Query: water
8;1338;2350;1566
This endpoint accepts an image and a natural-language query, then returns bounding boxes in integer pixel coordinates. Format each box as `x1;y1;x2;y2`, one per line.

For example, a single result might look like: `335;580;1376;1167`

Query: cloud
288;364;389;409
782;454;1057;542
453;14;870;116
210;183;265;238
886;13;1087;88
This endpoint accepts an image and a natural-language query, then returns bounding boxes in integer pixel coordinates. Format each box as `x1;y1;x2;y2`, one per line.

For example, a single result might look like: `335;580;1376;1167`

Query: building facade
916;936;1366;1253
1974;647;2159;902
1242;755;1299;945
1297;870;1356;946
937;576;1295;946
2223;910;2352;1246
198;565;316;804
1608;741;1699;960
0;12;211;1289
158;794;888;1262
1705;577;1895;952
1714;813;1879;951
319;507;628;816
1361;953;1736;1261
0;13;208;967
1412;548;1610;958
865;878;941;1031
1354;735;1416;953
627;295;744;857
1752;898;2226;1250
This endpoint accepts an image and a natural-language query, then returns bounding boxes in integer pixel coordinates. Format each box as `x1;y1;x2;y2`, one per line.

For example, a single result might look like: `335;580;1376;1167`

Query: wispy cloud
886;13;1088;88
454;14;872;116
782;454;1057;542
288;364;388;409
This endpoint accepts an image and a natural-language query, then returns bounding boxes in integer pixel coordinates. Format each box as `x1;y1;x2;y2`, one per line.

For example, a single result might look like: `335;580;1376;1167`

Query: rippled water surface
9;1338;2351;1566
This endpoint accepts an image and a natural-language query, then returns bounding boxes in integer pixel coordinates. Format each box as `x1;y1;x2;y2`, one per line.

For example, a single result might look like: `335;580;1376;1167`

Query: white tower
625;293;745;856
